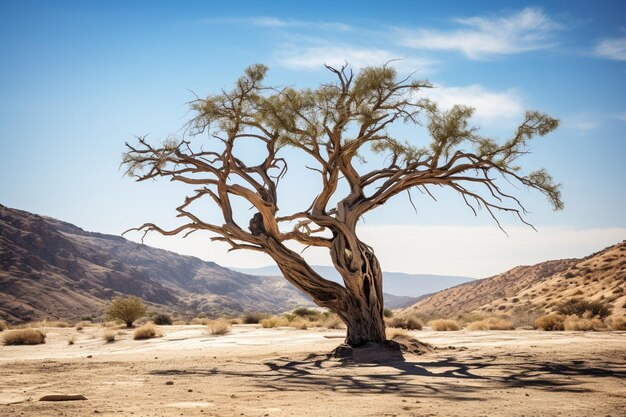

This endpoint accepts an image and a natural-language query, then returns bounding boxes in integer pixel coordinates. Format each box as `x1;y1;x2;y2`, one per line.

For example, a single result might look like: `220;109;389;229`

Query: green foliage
106;296;147;328
383;308;394;318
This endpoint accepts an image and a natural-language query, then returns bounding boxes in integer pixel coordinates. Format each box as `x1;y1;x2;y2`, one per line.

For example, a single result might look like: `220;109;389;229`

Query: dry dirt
1;325;625;417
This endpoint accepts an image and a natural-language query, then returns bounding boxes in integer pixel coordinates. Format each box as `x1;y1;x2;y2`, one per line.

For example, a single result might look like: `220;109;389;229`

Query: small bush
0;320;8;331
563;316;605;331
67;336;76;345
388;316;423;330
534;314;565;331
106;296;147;328
3;329;46;345
606;317;626;330
75;321;90;331
386;327;410;340
289;318;309;329
190;317;210;325
102;330;116;342
153;313;173;326
242;312;269;324
321;315;344;329
467;318;515;331
430;319;461;331
383;308;393;318
261;316;290;328
557;299;611;319
133;323;161;340
173;320;188;325
207;319;231;335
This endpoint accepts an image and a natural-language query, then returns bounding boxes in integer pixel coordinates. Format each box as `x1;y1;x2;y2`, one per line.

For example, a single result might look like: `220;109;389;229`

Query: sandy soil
1;325;625;416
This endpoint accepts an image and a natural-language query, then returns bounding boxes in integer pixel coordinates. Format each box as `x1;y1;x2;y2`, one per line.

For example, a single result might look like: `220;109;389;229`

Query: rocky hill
0;204;312;323
402;241;626;320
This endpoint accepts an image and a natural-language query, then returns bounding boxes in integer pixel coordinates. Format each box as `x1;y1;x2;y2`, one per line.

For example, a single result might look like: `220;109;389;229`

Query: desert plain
1;324;624;417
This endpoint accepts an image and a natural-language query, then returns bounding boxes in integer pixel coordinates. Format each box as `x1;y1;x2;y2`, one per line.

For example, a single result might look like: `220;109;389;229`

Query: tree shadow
150;349;626;401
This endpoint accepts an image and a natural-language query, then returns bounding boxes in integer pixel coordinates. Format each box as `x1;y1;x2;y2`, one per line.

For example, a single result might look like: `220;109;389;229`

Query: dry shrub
102;320;126;329
430;319;461;331
19;320;71;329
0;320;8;331
467;317;515;331
289;318;309;330
261;316;290;328
387;316;423;330
67;336;76;345
102;330;116;342
534;314;565;331
207;319;232;335
386;327;410;340
321;315;344;329
242;312;270;324
75;321;92;331
563;316;605;331
456;312;487;324
173;320;188;325
557;299;611;319
133;323;161;340
229;317;242;325
190;317;210;325
606;317;626;330
3;329;46;345
152;313;172;325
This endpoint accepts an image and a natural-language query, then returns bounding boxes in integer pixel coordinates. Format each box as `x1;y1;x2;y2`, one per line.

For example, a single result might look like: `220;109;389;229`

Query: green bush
383;308;393;318
106;296;147;328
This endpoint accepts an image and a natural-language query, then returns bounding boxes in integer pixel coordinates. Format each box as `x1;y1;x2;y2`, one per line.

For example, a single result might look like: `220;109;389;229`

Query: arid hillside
402;241;626;320
0;204;312;322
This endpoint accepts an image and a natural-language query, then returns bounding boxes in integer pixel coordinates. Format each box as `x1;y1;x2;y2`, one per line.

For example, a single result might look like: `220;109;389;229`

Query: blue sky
1;1;625;276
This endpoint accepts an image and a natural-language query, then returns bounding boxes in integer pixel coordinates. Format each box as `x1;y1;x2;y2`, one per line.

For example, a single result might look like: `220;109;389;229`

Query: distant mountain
0;204;312;323
401;241;626;320
233;265;474;299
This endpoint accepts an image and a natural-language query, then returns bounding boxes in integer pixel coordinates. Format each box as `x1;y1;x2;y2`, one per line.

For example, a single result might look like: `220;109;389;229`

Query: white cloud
398;7;560;59
422;84;524;122
201;17;351;31
562;115;599;132
134;225;625;278
594;36;626;61
275;45;434;73
613;112;626;122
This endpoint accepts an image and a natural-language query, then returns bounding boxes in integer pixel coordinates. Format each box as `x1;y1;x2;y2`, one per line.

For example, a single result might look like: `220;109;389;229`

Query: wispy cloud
398;7;561;59
422;84;524;122
562;114;599;133
613;112;626;121
275;45;434;73
594;36;626;61
201;16;351;31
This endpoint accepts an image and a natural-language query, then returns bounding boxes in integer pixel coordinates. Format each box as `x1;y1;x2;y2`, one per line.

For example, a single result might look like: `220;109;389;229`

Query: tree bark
331;238;387;346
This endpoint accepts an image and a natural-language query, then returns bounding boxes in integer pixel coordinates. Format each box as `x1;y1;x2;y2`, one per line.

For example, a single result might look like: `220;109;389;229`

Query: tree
106;296;147;328
122;64;562;347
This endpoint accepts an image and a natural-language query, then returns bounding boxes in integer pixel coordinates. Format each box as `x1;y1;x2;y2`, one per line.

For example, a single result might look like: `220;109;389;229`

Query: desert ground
1;325;625;417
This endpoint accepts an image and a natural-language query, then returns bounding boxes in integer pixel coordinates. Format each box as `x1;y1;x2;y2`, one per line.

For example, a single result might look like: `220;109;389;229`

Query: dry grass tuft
430;319;461;331
321;314;344;329
102;330;116;342
3;329;46;345
534;314;565;331
386;327;410;340
133;323;161;340
563;316;605;331
467;317;515;331
0;320;8;331
173;320;188;325
606;317;626;330
67;335;76;345
261;316;290;328
387;316;423;330
102;320;126;329
207;319;232;335
289;318;309;330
